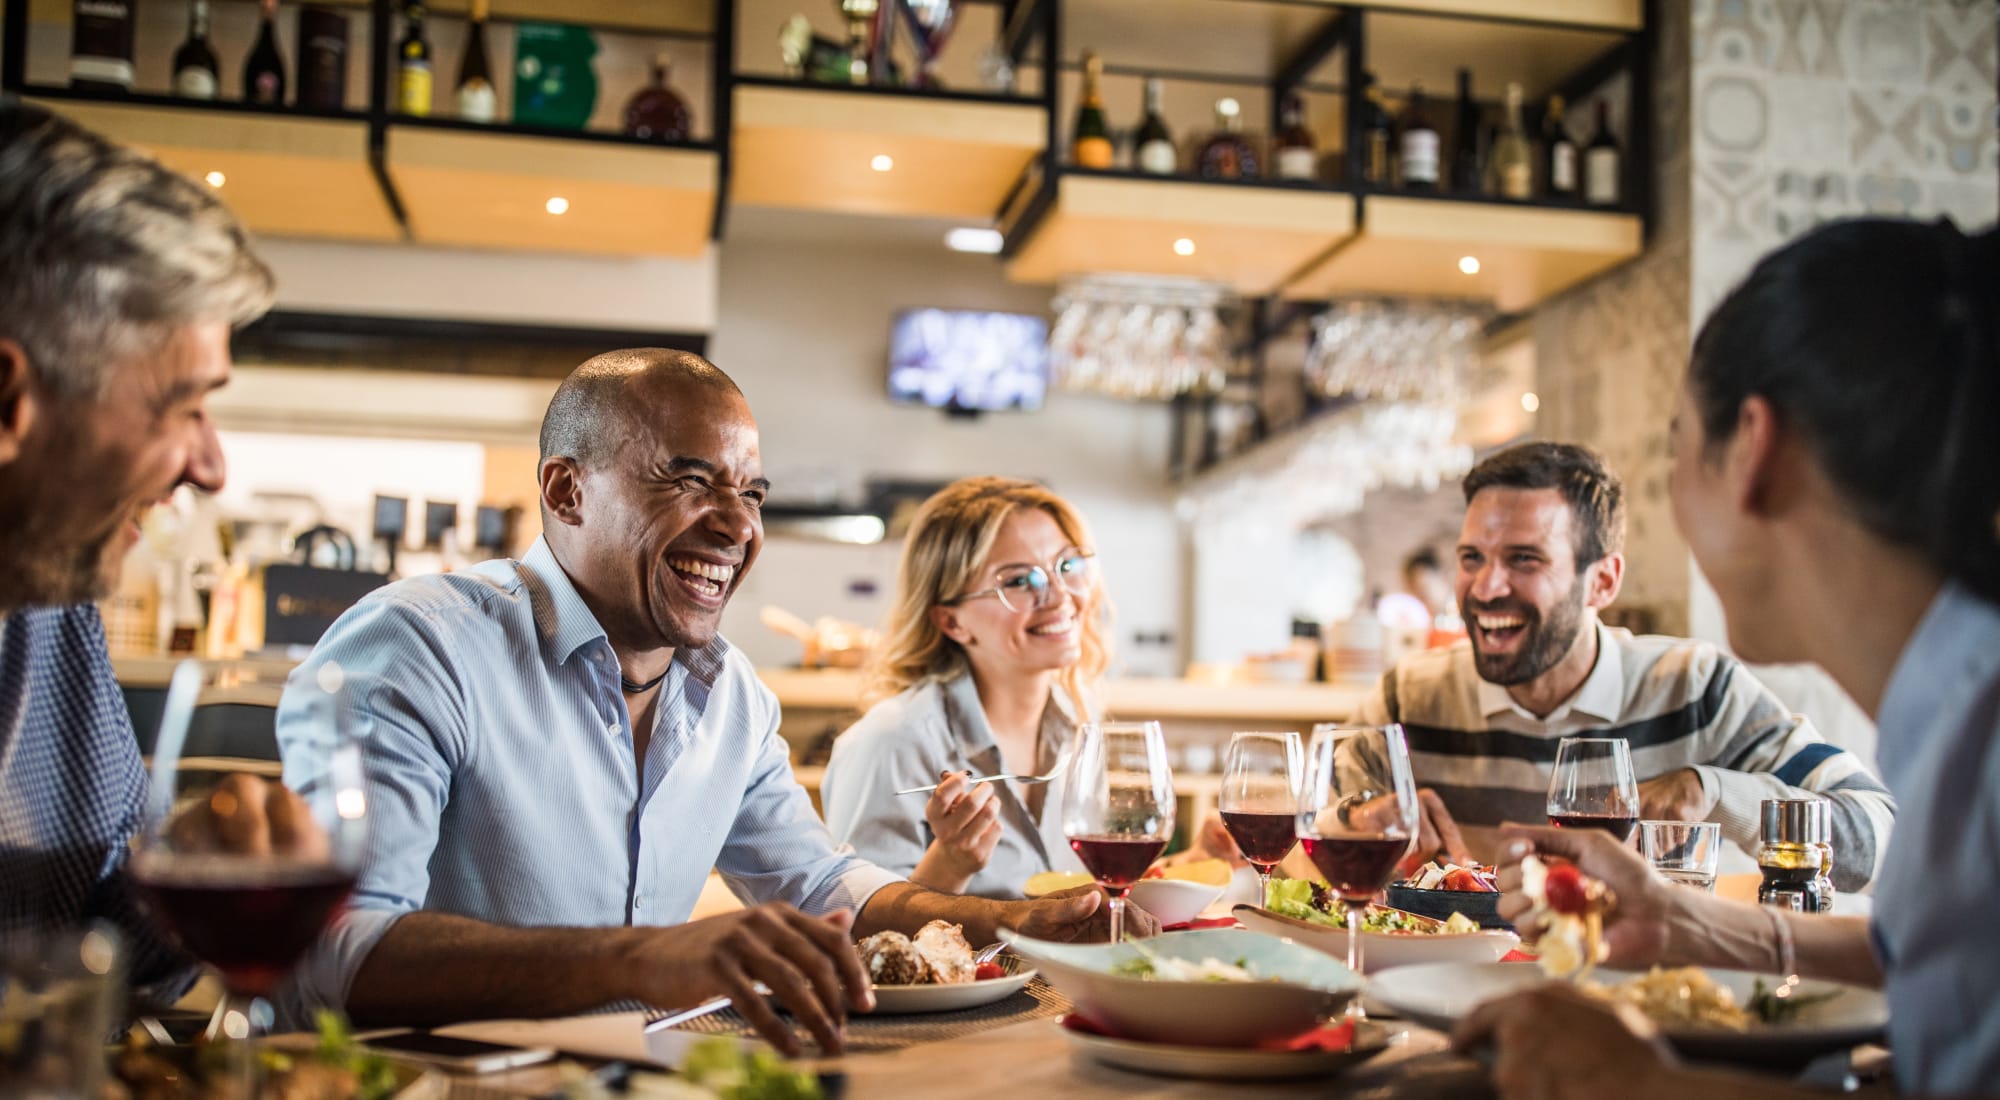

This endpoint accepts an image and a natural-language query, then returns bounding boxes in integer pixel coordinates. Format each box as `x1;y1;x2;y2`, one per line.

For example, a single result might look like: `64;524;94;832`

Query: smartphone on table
363;1031;558;1074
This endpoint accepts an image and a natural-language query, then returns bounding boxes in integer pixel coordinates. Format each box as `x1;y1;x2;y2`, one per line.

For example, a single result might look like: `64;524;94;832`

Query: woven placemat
664;973;1071;1055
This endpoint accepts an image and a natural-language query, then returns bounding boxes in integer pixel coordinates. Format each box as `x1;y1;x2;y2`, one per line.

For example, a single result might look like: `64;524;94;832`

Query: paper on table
435;1012;762;1070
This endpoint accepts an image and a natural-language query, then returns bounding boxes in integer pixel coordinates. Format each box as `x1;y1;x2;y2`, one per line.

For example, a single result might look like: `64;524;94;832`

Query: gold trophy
838;0;879;83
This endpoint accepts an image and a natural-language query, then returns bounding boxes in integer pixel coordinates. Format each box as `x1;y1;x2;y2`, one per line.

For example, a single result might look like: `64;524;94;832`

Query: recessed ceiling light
1458;255;1481;275
871;154;894;172
1173;238;1196;256
204;171;226;187
1521;391;1541;413
945;227;1004;254
545;196;570;215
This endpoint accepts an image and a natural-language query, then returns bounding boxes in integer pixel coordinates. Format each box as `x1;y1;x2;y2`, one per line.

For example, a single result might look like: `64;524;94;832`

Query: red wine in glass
1069;835;1168;890
1547;812;1640;842
135;861;358;997
1221;810;1298;869
1299;834;1410;900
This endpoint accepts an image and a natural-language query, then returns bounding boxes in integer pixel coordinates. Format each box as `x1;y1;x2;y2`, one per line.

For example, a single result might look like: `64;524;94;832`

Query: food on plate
1023;869;1094;897
1109;953;1264;983
857;920;978;986
1581;967;1836;1032
108;1012;402;1100
973;961;1006;981
1401;859;1499;892
1142;858;1233;887
1266;879;1481;935
1519;854;1613;979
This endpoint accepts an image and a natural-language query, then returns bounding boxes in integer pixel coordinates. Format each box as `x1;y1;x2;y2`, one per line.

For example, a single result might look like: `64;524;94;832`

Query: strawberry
1541;861;1590;916
1442;868;1497;893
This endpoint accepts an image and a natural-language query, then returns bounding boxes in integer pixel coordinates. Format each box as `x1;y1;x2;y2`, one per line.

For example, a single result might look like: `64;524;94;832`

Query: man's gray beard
1467;581;1589;687
0;517;113;613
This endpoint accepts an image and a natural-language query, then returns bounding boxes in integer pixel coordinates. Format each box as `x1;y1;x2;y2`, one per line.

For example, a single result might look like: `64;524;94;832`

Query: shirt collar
520;535;736;686
1476;620;1624;723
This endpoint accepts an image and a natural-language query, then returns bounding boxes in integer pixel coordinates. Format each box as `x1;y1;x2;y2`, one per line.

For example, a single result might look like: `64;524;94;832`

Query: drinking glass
1061;720;1175;943
1546;737;1640;842
1;925;122;1098
1640;819;1721;891
1300;724;1418;1002
1218;731;1303;907
129;662;367;1088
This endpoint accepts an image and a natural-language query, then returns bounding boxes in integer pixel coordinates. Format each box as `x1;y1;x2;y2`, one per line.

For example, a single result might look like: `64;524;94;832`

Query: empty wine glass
1300;724;1417;1001
1218;731;1303;908
1546;736;1640;842
1061;721;1175;943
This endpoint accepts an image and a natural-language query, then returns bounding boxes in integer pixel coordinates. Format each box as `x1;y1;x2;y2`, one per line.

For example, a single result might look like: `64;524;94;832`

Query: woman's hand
1453;981;1689;1100
909;771;1003;893
1495;824;1679;968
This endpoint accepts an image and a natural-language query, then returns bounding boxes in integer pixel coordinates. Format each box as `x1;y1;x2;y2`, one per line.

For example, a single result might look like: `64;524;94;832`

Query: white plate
867;969;1037;1014
1059;1017;1393;1080
1233;905;1519;973
1128;878;1226;926
1368;962;1888;1066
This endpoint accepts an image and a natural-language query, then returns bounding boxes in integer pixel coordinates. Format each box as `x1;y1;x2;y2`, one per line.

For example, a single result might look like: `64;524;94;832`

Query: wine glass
1300;724;1417;1000
129;661;367;1087
1061;720;1175;944
1218;731;1303;907
1546;737;1640;842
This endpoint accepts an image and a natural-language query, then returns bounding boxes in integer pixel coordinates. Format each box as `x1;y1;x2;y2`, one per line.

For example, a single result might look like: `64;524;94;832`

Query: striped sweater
1353;624;1896;891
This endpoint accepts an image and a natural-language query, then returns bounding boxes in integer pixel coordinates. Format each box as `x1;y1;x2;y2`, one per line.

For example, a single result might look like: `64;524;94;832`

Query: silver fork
894;747;1074;797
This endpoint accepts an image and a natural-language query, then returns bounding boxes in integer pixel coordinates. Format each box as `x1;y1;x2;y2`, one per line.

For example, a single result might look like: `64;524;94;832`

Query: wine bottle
1450;67;1481;193
243;0;287;106
1071;50;1113;169
1488;82;1532;200
454;0;497;122
1585;99;1621;206
172;1;219;100
1543;94;1578;198
397;2;433;117
1274;92;1317;181
1196;97;1258;180
1135;77;1176;175
623;53;692;141
70;0;135;93
295;6;349;111
1359;71;1394;186
1398;82;1438;191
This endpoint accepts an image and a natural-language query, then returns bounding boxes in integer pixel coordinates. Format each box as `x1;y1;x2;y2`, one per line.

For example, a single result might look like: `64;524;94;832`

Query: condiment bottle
1756;798;1835;913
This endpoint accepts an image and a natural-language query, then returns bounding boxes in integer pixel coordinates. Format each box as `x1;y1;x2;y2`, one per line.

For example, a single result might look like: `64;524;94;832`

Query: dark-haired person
277;350;1122;1055
1348;442;1894;886
1457;219;2000;1099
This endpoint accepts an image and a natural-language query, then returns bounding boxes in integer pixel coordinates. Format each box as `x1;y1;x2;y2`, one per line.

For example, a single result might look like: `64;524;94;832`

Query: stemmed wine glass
1218;731;1303;908
1299;724;1418;1000
129;662;368;1087
1061;720;1175;944
1546;737;1640;842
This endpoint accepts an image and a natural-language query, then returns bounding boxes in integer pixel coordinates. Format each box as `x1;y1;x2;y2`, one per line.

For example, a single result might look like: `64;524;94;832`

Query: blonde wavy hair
865;477;1114;718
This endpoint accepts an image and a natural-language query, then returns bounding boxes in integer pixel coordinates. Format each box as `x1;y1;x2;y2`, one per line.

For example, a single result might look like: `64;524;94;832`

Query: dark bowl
1384;883;1509;929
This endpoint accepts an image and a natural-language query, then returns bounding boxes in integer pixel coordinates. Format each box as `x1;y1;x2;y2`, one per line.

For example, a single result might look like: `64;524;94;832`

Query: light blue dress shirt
276;538;901;1019
1870;581;2000;1095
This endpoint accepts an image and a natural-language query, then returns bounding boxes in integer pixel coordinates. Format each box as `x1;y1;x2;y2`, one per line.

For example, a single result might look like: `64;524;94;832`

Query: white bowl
998;928;1361;1048
1233;904;1519;973
1128;878;1226;926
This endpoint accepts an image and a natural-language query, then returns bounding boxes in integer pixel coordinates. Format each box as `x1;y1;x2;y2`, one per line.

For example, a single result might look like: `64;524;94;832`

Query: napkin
1162;916;1241;932
436;1012;762;1069
1061;1013;1360;1054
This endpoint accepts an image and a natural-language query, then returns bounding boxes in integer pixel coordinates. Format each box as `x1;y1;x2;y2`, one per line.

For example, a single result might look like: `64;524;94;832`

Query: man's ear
539;457;585;527
1584;551;1625;611
0;339;41;468
929;603;972;646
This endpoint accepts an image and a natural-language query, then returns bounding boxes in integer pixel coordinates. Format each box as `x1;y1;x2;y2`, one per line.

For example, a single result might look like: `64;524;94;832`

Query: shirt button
606;720;620;736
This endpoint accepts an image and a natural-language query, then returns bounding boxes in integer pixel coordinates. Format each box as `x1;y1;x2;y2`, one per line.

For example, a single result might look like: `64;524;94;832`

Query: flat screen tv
887;308;1048;412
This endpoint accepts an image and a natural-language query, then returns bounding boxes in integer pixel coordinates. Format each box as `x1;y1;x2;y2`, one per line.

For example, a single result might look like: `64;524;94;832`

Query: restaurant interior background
7;0;1995;809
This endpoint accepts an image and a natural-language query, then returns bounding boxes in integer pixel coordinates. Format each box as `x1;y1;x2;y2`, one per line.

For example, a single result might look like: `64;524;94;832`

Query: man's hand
1493;824;1678;968
1453;981;1687;1100
166;774;329;859
1355;787;1473;867
631;904;869;1057
1184;813;1249;869
996;884;1159;942
920;772;1002;881
1637;768;1715;823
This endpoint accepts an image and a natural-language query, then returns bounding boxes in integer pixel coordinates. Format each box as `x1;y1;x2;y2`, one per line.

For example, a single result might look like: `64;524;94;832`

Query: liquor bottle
1585;99;1621;206
1488;82;1532;200
1359;71;1394;186
1274;92;1317;181
623;54;692;141
70;0;135;92
398;2;433;117
454;0;498;122
243;0;287;106
1398;82;1439;191
1543;94;1578;198
1134;77;1176;175
1071;51;1113;169
1196;97;1259;180
295;6;349;111
172;1;220;100
1450;68;1481;194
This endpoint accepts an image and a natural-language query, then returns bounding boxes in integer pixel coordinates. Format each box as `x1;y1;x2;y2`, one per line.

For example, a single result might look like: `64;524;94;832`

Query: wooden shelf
1281;193;1642;311
729;82;1046;220
24;95;400;243
24;0;713;35
1002;171;1358;296
382;123;718;256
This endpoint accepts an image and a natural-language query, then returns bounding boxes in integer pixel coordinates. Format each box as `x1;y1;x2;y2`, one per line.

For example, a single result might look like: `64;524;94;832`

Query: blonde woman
821;477;1111;899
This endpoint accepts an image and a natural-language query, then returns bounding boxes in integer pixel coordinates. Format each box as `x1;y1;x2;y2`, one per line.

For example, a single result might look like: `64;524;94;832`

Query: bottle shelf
20;0;715;38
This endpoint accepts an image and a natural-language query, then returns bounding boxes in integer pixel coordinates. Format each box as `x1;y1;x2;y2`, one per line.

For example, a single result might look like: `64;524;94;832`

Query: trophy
838;0;879;83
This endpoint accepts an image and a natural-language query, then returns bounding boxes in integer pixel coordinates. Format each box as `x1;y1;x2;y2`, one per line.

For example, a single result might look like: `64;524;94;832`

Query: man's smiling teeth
668;556;735;588
1477;615;1525;631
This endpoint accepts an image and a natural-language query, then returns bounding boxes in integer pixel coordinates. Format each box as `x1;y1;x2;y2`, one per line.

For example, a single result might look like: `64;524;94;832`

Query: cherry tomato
974;961;1006;981
1442;868;1497;893
1542;861;1590;916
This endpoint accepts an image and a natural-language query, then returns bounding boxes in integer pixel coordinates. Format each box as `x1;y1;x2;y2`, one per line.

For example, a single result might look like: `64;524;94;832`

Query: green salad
1266;879;1479;935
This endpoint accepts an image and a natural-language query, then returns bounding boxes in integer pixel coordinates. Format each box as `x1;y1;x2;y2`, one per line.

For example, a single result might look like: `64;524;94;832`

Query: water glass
1640;819;1721;892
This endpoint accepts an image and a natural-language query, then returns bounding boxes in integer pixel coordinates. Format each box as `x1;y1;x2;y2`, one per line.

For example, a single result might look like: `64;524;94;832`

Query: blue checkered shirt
0;604;194;999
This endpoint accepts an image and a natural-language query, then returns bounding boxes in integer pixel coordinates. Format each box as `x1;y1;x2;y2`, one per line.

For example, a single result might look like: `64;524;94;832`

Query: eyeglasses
951;549;1097;612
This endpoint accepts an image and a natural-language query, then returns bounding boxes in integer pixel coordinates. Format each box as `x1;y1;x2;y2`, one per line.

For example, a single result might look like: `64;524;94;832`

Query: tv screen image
888;309;1049;411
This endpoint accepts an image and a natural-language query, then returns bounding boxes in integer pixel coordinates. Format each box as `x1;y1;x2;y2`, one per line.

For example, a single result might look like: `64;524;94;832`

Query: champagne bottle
398;2;433;117
1398;82;1438;190
172;1;219;100
1543;94;1578;198
623;53;692;141
1274;92;1317;181
454;0;497;122
70;0;135;92
1450;67;1481;193
1585;99;1621;206
1134;77;1176;175
1359;71;1394;186
1196;97;1258;180
1071;50;1114;169
1488;82;1532;200
295;5;349;111
243;0;287;106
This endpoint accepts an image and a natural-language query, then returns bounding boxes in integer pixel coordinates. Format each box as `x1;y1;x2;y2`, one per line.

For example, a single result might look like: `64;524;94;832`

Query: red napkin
1501;948;1537;963
1162;916;1241;932
1060;1014;1359;1053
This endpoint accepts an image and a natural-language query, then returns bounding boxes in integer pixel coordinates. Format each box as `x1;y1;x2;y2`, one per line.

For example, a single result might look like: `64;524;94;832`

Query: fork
895;747;1075;797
